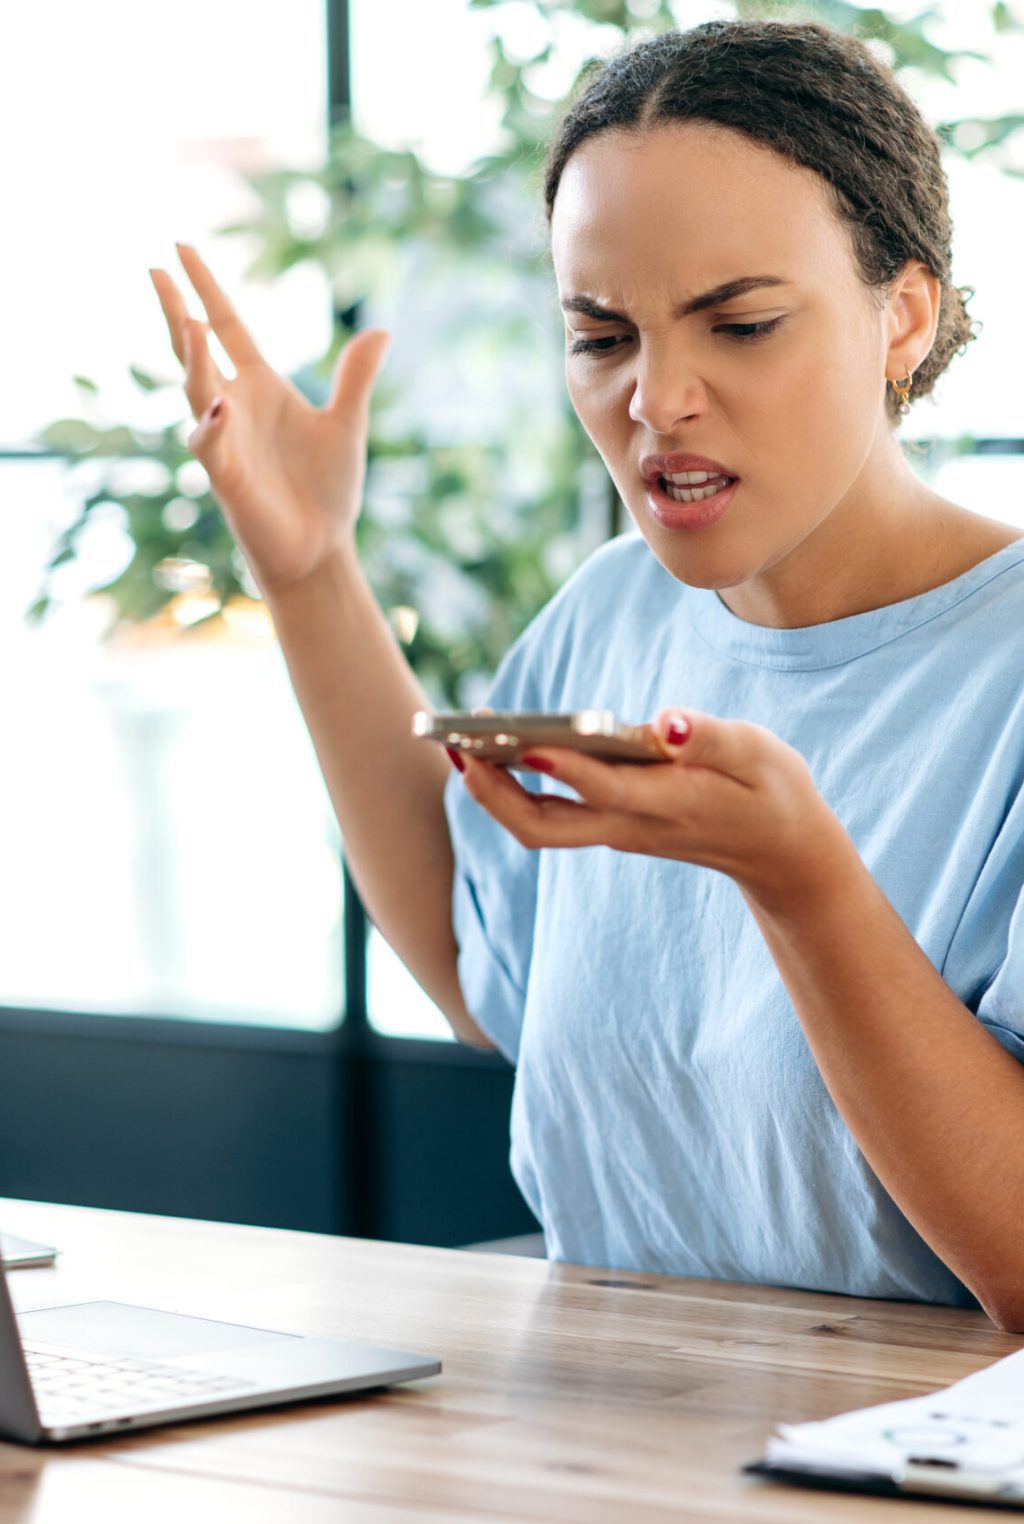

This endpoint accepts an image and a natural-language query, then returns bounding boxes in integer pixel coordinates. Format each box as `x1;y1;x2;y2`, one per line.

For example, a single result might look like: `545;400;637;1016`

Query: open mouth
659;470;737;504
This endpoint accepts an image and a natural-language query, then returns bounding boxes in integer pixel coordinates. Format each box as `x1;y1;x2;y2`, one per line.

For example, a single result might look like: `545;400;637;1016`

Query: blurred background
2;0;1022;1247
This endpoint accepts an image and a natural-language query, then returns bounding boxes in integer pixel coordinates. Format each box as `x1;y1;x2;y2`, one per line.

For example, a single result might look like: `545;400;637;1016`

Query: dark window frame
0;0;532;1250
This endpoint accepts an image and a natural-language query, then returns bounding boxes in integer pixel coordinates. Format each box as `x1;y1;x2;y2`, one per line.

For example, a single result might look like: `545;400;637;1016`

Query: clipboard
746;1346;1024;1510
745;1457;1024;1510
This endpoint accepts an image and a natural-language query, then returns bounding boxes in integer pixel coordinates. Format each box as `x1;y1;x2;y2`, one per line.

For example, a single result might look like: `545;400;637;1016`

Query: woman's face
550;123;899;596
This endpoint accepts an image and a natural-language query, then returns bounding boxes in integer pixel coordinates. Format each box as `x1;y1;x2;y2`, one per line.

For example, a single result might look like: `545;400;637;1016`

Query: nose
628;343;708;435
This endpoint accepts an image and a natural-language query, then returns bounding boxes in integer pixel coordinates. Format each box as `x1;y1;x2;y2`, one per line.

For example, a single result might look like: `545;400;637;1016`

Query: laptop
0;1245;440;1443
0;1231;57;1269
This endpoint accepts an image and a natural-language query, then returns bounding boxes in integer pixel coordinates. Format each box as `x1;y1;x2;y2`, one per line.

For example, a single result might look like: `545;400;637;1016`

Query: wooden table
0;1198;1020;1522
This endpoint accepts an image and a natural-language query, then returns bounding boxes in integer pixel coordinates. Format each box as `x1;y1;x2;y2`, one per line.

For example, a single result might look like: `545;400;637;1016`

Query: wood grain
0;1198;1020;1522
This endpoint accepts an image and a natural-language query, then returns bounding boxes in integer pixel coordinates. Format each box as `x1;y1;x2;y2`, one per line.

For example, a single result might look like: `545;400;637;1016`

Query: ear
884;259;941;377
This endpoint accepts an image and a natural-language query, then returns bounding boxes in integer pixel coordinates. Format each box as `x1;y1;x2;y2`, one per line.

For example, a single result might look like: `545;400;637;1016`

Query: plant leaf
128;365;163;392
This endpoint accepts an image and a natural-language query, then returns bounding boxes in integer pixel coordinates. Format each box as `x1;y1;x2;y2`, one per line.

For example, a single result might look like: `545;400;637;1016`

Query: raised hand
149;243;392;596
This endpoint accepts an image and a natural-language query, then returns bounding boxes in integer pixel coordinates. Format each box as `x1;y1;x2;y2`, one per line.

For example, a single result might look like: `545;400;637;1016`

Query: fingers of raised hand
327;327;392;419
150;267;229;414
185;390;229;473
181;318;226;421
148;267;191;366
175;243;264;370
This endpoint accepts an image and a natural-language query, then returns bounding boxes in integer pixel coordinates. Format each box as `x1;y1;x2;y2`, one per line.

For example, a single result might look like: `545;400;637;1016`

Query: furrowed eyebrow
560;276;791;323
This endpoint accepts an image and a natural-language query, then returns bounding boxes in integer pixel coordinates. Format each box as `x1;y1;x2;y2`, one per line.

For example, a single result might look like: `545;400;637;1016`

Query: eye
713;317;785;342
567;334;628;357
568;316;787;357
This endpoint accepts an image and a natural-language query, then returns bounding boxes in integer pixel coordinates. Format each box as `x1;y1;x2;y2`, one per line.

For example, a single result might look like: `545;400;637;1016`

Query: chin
630;518;764;592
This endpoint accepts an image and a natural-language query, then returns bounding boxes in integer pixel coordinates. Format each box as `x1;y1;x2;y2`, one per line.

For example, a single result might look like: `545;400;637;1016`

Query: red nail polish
519;754;555;773
444;745;466;774
666;718;690;746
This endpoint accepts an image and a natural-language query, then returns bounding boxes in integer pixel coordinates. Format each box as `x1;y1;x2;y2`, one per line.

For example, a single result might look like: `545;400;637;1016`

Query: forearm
744;828;1024;1329
265;550;492;1047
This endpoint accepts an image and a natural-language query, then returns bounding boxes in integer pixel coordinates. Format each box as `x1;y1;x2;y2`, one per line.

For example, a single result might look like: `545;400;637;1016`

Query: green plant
30;1;1024;704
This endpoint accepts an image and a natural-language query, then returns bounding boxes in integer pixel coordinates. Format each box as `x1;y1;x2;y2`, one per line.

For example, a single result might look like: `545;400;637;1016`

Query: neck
718;431;959;630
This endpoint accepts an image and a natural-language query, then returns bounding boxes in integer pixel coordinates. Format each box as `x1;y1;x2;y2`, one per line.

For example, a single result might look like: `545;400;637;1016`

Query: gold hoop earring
889;371;913;416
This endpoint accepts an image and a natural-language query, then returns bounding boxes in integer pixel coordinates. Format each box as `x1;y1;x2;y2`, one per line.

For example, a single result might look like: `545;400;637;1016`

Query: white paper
765;1347;1024;1495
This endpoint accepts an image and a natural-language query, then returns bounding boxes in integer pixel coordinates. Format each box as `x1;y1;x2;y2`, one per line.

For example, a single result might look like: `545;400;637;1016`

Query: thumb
328;327;392;419
654;707;693;758
655;707;759;781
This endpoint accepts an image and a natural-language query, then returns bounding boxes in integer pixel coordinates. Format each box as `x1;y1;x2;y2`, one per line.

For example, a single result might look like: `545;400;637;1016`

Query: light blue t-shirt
444;531;1024;1306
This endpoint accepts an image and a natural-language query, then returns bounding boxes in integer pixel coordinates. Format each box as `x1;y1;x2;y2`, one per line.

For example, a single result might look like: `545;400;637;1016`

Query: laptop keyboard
25;1342;254;1426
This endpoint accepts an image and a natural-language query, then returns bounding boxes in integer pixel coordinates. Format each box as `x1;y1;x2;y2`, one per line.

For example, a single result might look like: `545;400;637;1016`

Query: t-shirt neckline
685;538;1024;671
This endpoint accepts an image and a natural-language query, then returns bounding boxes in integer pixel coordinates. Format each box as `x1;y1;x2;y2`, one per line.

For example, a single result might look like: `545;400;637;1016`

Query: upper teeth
664;470;724;484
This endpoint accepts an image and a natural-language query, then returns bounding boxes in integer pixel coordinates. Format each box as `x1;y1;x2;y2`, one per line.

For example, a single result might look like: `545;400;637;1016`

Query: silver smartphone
412;710;666;766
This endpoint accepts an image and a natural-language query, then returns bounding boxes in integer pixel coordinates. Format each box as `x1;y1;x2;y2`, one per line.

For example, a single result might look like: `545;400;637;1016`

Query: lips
639;452;738;485
646;473;738;532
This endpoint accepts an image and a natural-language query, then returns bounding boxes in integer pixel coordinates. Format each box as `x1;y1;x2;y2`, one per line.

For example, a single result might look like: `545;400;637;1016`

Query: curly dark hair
542;19;977;424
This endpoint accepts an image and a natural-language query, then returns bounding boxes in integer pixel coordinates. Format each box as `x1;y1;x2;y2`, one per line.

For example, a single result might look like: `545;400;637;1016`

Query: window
1;0;343;1027
4;2;1022;1040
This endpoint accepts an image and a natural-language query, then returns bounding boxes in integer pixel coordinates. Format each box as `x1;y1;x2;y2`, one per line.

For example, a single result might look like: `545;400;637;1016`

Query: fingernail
665;714;690;746
208;399;222;421
519;754;555;773
444;745;465;774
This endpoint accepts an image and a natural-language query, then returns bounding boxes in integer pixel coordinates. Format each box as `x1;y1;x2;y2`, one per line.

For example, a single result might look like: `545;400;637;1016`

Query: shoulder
486;531;676;705
540;529;677;629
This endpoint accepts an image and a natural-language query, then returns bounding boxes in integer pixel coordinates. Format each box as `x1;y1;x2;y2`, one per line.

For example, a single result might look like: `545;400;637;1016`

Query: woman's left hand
458;708;853;914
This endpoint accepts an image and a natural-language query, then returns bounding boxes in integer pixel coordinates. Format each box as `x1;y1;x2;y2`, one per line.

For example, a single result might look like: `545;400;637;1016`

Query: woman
150;20;1024;1328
